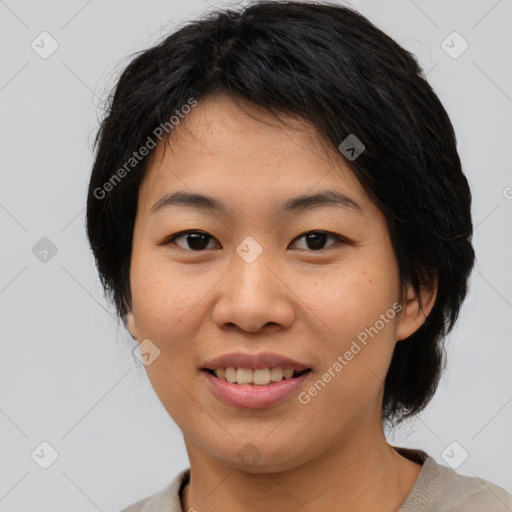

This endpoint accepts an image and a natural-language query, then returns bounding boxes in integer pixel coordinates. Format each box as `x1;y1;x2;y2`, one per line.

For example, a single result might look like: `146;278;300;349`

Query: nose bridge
211;236;294;332
231;235;279;303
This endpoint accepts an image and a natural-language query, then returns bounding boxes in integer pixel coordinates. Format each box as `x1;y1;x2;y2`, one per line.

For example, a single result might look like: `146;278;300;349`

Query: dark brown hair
86;0;475;426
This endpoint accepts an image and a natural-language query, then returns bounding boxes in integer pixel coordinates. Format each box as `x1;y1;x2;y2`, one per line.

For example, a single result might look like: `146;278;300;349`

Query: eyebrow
150;189;364;216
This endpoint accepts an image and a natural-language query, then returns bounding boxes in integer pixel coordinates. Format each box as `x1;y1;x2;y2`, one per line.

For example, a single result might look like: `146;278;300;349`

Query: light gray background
1;0;511;510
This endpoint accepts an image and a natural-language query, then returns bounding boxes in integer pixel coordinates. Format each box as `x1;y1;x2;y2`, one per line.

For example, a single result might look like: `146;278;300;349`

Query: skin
126;92;438;512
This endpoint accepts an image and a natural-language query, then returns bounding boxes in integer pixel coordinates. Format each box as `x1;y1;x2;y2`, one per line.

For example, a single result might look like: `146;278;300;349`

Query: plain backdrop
1;0;511;510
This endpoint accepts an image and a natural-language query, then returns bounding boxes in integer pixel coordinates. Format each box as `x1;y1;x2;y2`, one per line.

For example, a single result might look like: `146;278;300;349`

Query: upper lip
202;352;311;371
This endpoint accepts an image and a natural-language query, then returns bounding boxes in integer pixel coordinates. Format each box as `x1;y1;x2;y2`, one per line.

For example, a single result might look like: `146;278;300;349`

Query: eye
289;230;345;251
164;230;220;251
163;229;346;252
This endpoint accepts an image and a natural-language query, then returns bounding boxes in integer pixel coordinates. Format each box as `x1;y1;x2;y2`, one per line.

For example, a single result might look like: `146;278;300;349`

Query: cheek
294;251;401;400
294;249;400;338
130;251;211;339
129;257;208;416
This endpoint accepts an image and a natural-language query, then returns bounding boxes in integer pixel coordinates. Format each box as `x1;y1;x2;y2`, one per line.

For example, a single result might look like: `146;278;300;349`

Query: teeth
283;368;294;379
236;368;253;384
270;368;283;381
253;368;271;385
225;367;236;383
212;367;303;385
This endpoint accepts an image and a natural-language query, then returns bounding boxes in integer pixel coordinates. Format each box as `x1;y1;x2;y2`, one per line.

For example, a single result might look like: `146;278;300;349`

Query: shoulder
397;448;512;512
119;469;190;512
429;458;512;511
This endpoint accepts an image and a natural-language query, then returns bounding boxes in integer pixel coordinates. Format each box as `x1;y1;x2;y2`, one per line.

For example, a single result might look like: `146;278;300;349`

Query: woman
86;1;512;510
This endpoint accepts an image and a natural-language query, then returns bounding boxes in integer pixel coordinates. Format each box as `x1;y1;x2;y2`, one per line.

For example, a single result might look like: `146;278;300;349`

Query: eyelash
162;230;347;252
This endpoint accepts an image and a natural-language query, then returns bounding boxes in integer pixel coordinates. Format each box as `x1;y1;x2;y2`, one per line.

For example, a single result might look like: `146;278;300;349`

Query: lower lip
202;371;311;409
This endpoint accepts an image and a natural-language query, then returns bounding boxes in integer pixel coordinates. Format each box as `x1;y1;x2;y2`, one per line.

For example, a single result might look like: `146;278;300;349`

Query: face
127;93;430;473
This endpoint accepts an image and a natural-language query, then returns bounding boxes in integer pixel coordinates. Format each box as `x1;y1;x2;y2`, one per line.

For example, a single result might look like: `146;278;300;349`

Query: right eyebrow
150;189;365;216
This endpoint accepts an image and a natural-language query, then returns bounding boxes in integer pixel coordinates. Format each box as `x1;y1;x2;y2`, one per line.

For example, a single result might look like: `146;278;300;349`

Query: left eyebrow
150;189;364;216
281;189;364;215
150;191;227;215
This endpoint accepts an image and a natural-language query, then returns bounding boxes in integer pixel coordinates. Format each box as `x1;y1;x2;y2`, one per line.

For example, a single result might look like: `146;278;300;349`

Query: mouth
202;367;312;386
201;367;312;408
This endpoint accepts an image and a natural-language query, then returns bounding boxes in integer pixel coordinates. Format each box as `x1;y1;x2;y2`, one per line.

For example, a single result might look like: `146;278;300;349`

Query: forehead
138;93;371;215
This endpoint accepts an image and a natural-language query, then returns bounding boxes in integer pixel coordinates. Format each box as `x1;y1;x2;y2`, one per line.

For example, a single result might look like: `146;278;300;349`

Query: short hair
86;0;475;426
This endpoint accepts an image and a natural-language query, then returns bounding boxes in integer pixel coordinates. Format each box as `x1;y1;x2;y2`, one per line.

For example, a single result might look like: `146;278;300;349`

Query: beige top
120;446;512;512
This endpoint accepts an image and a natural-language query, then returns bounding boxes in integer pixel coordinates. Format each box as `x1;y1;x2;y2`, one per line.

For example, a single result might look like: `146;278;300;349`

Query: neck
181;426;422;512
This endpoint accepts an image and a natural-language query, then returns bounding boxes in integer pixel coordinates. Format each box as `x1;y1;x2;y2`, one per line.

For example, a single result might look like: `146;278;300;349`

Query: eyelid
289;230;347;250
161;230;219;249
162;229;348;251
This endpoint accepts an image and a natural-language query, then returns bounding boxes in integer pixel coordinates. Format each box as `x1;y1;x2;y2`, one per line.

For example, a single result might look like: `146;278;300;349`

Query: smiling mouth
203;367;311;386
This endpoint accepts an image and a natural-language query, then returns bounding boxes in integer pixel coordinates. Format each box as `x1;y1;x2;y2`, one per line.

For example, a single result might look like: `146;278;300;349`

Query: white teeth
211;367;304;385
283;368;294;379
225;367;237;383
270;367;283;381
253;368;271;385
236;368;253;384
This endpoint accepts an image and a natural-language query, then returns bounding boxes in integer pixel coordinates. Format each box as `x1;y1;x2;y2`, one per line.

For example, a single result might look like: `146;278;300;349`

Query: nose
210;248;296;334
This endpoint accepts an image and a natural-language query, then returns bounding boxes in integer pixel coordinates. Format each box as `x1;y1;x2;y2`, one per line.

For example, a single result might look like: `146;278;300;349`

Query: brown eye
166;231;220;251
290;231;343;251
164;229;345;252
